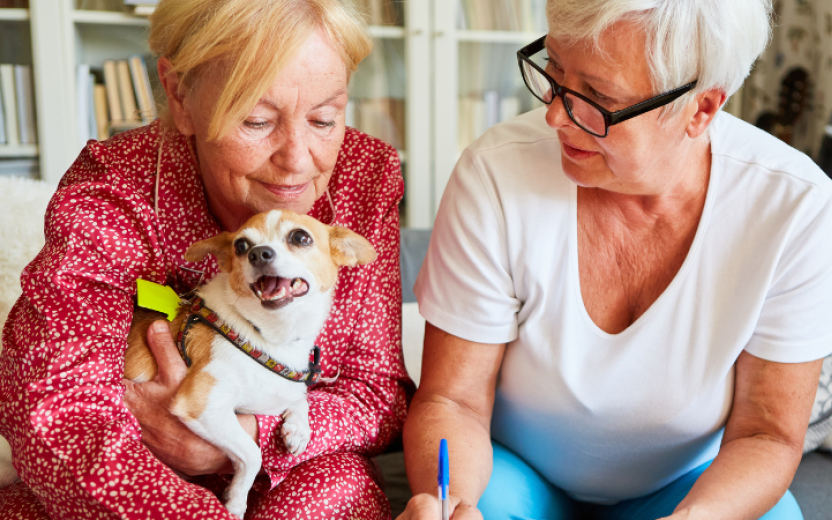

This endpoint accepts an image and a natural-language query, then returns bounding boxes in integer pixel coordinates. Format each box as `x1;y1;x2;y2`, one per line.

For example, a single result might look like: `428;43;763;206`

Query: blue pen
438;438;450;520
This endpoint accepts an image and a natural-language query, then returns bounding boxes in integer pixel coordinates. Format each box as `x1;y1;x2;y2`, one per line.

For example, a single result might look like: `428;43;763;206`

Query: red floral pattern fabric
0;120;412;519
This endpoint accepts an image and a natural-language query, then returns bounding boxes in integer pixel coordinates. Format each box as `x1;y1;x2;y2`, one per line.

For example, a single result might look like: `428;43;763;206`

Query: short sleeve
414;150;520;344
745;184;832;363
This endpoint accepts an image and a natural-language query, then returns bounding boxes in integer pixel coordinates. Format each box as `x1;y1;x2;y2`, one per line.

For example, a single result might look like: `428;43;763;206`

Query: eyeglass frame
517;35;698;138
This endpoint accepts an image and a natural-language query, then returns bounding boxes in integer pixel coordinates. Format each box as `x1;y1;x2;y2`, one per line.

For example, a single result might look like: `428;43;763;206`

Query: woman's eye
544;58;562;72
287;229;313;247
312;120;336;129
243;120;270;130
588;86;610;102
234;238;251;255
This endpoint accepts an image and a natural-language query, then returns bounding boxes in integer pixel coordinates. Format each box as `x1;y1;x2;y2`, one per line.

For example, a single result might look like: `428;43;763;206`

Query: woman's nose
272;124;312;173
545;94;573;130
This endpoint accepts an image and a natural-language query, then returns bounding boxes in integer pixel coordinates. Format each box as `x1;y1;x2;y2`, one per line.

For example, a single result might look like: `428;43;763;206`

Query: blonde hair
149;0;372;141
546;0;772;116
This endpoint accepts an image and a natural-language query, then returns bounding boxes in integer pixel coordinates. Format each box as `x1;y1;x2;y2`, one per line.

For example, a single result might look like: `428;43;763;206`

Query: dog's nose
248;246;275;267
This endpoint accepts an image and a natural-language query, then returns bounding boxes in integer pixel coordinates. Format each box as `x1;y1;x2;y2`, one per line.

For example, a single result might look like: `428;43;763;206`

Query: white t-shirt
414;109;832;503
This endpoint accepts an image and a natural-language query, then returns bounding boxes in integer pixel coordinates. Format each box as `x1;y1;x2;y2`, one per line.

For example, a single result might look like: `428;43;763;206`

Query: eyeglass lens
520;53;607;136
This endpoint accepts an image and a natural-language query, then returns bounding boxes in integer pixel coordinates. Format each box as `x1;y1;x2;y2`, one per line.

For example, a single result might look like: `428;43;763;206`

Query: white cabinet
2;0;548;227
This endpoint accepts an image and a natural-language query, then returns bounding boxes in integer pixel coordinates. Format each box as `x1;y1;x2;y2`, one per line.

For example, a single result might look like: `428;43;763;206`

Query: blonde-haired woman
0;1;412;518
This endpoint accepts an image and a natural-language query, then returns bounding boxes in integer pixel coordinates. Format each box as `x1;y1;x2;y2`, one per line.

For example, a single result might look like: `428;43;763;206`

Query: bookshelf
432;1;545;216
0;6;39;176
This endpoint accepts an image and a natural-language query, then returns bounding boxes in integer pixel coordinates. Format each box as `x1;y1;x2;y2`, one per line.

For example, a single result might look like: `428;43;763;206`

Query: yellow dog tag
136;279;181;321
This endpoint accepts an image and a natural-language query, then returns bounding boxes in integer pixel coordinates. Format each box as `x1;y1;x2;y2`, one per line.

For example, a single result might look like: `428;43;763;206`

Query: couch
383;228;832;519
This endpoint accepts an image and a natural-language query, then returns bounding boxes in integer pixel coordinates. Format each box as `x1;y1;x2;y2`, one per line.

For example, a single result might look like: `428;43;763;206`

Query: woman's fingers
146;320;187;385
397;493;482;520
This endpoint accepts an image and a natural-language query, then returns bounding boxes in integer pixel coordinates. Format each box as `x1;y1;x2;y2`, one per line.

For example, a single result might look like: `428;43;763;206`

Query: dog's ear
185;232;234;272
329;227;377;267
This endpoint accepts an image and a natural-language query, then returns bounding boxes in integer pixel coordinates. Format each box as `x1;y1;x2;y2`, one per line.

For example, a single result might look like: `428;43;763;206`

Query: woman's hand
122;320;257;477
396;493;482;520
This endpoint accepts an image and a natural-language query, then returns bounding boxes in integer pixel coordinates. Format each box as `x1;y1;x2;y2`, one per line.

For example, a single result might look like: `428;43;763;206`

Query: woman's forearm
672;435;802;519
403;393;494;506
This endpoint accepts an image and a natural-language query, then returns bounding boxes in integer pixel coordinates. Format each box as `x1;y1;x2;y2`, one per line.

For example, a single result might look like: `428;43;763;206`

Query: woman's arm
0;164;238;517
398;323;506;520
664;351;822;520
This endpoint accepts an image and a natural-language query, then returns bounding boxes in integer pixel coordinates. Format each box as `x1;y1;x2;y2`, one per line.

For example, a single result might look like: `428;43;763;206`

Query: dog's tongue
256;276;291;300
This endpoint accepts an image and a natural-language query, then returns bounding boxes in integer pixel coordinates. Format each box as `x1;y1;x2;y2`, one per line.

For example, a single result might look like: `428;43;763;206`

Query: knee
478;442;572;520
248;452;390;520
762;490;803;520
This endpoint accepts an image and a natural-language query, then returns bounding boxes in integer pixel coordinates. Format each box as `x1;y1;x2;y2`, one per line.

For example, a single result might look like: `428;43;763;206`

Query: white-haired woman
0;0;412;518
401;1;831;519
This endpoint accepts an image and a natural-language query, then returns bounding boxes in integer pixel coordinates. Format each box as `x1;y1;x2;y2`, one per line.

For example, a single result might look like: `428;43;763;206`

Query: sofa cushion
805;355;832;452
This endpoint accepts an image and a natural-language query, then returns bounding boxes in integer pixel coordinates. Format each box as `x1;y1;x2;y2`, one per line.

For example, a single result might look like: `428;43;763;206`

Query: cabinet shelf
368;25;406;39
70;11;406;37
0;145;38;158
455;30;541;43
72;10;150;27
0;8;29;21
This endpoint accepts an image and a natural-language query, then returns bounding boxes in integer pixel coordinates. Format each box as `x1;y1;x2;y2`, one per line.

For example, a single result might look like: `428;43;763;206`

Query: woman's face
183;29;349;231
544;22;700;196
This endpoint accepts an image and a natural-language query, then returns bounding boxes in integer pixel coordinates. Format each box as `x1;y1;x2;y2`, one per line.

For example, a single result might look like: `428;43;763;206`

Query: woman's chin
561;159;601;188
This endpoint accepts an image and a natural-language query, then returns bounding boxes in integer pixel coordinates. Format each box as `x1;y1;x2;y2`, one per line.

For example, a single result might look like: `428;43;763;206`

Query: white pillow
402;302;425;386
0;177;56;336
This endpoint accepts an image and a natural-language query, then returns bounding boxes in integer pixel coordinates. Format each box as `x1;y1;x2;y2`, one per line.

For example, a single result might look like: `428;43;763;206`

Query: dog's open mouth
250;276;309;309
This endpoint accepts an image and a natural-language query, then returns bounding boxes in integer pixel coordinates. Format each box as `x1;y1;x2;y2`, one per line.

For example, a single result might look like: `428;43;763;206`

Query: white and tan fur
124;209;376;518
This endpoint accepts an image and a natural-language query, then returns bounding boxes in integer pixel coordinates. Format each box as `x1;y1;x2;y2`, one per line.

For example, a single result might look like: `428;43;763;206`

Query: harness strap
176;297;322;386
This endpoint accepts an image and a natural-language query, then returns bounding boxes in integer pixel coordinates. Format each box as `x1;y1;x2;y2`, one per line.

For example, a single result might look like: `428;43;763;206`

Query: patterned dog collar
176;297;322;387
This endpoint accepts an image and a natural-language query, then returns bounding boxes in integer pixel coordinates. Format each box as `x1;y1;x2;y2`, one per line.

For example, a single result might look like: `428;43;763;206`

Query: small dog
119;209;376;518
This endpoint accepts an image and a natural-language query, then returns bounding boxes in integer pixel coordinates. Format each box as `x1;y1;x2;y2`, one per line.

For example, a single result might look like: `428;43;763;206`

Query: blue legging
478;442;802;520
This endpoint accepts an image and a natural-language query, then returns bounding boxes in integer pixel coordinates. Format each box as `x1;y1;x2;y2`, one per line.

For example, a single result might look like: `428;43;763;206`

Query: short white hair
546;0;772;113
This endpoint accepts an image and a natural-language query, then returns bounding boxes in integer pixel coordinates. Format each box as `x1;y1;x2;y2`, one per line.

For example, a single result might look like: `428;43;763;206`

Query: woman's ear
686;88;727;139
158;57;197;137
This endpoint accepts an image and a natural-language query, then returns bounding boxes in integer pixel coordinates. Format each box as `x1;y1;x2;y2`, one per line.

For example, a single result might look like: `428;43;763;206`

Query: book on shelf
77;65;105;147
77;64;91;147
5;64;38;145
75;0;123;11
102;60;124;125
129;55;157;123
0;65;18;147
85;58;155;141
124;0;158;16
117;60;140;125
349;97;405;150
458;91;520;149
458;0;548;32
93;85;109;141
0;74;5;146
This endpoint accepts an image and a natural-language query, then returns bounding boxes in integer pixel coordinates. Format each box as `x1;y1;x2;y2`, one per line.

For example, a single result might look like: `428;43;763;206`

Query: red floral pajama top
0;121;412;518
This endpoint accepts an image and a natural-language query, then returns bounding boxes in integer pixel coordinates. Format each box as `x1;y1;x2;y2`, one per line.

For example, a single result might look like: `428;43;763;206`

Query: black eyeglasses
517;36;697;138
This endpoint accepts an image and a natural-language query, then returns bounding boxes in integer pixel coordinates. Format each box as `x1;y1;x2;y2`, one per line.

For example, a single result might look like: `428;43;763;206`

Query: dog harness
176;297;323;387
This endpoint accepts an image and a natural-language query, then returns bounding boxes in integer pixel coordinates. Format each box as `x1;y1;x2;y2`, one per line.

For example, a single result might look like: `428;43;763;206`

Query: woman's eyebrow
313;89;348;109
545;41;626;95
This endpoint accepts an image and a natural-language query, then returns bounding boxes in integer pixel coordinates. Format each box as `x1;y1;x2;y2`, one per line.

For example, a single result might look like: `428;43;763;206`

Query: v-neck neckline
568;149;719;340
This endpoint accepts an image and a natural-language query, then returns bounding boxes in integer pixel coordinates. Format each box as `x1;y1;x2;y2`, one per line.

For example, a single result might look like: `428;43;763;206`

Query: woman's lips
560;140;599;161
260;181;310;200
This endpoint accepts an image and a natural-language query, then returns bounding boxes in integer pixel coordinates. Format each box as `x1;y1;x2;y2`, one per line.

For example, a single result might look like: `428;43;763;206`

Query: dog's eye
234;238;252;256
288;229;313;248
